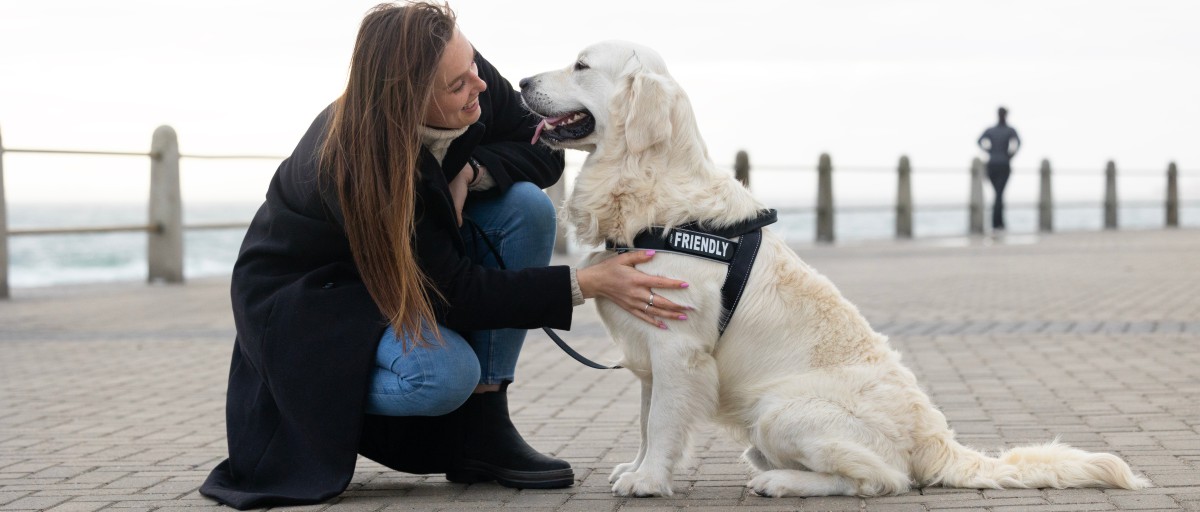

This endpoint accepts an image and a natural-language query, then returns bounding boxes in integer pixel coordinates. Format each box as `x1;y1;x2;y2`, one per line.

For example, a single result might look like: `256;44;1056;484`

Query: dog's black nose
519;76;532;90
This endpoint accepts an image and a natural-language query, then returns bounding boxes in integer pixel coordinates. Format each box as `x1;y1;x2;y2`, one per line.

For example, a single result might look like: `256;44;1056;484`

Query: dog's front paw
612;470;673;497
609;461;638;483
747;470;800;498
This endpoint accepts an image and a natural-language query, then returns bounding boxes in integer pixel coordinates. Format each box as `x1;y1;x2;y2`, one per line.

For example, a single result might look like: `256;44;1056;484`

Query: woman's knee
410;373;477;416
367;328;481;417
505;182;557;237
412;346;479;415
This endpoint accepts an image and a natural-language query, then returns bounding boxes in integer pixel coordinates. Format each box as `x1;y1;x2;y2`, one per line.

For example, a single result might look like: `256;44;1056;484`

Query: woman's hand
449;163;473;226
576;250;691;329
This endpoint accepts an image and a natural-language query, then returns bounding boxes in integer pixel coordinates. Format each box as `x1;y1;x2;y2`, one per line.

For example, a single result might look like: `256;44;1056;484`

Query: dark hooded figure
977;106;1022;230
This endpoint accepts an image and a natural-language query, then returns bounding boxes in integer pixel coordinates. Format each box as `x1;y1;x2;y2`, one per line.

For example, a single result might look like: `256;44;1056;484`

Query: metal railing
0;125;282;298
732;151;1187;243
0;124;1190;298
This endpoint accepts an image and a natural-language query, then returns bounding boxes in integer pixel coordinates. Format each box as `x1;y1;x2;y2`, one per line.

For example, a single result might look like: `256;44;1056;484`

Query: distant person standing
977;107;1021;231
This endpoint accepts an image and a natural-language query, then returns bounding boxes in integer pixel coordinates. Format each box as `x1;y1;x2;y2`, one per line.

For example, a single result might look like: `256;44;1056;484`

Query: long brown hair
319;2;456;347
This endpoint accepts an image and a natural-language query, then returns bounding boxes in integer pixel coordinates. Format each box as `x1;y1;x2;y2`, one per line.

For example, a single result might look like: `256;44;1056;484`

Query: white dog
520;41;1150;498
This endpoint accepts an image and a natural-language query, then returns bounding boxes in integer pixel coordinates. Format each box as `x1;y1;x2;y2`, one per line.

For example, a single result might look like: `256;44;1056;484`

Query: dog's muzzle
529;109;595;144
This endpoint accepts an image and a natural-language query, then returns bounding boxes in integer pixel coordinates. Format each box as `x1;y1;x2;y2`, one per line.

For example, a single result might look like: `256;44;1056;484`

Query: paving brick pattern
1;229;1198;511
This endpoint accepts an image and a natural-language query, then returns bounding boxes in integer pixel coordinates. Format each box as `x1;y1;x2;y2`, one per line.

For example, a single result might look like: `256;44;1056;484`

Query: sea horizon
4;200;1197;289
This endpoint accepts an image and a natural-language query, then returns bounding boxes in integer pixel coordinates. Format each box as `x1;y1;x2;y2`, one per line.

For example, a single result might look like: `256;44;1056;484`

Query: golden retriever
519;41;1150;498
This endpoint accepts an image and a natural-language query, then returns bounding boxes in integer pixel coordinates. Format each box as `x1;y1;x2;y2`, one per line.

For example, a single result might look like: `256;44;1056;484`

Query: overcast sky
1;0;1197;206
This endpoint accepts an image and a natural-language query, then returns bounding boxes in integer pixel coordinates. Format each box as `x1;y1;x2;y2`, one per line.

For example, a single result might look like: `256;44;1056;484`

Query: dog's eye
574;61;589;71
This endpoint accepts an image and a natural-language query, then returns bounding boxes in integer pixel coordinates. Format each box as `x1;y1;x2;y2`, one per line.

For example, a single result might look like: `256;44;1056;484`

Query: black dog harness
468;209;776;371
606;209;778;335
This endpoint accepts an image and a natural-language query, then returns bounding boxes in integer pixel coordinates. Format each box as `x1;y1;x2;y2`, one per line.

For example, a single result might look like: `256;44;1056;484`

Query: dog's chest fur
582;249;727;369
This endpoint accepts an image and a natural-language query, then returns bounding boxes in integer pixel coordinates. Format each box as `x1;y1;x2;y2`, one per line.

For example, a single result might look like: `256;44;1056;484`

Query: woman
199;2;690;509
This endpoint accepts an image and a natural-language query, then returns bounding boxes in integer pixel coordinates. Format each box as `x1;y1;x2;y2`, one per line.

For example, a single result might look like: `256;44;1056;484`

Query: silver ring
644;302;651;312
648;292;655;307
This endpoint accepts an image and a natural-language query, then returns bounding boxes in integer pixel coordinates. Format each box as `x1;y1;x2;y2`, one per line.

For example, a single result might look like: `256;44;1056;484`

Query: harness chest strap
716;228;763;334
606;209;777;335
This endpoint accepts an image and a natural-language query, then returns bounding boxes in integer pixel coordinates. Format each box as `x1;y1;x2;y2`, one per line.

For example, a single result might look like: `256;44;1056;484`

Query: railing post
735;150;750;188
546;177;568;255
148;125;184;283
816;153;834;243
1104;160;1118;230
969;157;985;235
0;125;9;299
1166;161;1176;229
1038;158;1053;232
895;155;912;239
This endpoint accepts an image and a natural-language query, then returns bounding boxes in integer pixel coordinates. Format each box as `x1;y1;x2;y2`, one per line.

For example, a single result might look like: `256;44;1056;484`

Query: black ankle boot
446;383;574;488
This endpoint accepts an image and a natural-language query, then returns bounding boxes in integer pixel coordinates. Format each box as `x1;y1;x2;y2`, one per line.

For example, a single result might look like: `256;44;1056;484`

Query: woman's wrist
467;157;481;183
568;267;586;306
576;266;597;299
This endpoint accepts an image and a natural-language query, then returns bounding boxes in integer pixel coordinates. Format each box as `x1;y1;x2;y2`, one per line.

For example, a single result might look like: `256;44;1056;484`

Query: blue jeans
365;182;557;417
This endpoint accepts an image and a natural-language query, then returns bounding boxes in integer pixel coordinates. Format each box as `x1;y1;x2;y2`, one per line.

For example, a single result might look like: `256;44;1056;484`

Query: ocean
5;201;259;288
5;199;1197;289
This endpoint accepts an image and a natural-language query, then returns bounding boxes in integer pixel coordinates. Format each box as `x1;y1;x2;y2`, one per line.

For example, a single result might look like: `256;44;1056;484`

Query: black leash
465;219;620;370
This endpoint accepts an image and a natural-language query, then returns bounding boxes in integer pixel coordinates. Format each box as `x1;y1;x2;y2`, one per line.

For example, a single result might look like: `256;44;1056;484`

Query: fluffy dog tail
917;436;1151;490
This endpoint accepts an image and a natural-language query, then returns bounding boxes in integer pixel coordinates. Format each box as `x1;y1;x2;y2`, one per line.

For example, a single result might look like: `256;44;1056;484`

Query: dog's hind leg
748;439;911;497
744;446;813;472
612;343;719;497
743;446;775;472
750;398;912;497
749;469;858;497
610;374;652;483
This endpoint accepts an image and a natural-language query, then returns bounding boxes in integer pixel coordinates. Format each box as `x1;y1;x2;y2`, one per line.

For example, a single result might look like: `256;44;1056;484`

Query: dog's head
520;41;679;154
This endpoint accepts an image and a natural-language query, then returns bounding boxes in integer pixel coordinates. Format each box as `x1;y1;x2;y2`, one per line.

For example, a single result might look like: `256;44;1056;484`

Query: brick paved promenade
2;229;1198;511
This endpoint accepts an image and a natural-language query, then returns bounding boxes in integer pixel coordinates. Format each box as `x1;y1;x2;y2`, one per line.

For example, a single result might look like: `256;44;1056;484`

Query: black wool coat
200;53;572;509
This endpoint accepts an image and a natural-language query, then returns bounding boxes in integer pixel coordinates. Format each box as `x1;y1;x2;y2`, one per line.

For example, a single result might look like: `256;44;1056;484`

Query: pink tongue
529;114;573;144
531;122;544;144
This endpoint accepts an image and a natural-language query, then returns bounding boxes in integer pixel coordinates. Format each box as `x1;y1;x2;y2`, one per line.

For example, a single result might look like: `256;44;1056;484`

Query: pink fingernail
681;282;689;288
678;314;688;320
658;322;668;330
646;250;656;256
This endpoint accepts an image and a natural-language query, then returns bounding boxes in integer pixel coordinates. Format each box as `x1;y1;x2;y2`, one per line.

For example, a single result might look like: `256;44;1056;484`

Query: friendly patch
667;228;736;262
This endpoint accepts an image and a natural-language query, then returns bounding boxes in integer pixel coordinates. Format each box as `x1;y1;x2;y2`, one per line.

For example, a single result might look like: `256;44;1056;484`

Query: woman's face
424;29;487;129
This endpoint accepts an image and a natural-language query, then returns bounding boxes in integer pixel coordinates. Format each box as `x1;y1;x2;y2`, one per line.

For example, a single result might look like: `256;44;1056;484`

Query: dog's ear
623;72;675;154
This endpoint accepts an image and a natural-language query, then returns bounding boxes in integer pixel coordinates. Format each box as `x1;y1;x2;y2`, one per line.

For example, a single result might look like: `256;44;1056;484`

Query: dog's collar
606;209;776;335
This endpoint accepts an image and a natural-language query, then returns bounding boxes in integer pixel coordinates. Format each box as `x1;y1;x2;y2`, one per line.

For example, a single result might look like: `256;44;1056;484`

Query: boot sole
446;459;574;489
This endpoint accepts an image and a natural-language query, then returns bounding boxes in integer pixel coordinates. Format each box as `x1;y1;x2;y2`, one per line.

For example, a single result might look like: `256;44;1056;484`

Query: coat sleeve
413;193;574;332
469;52;566;196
